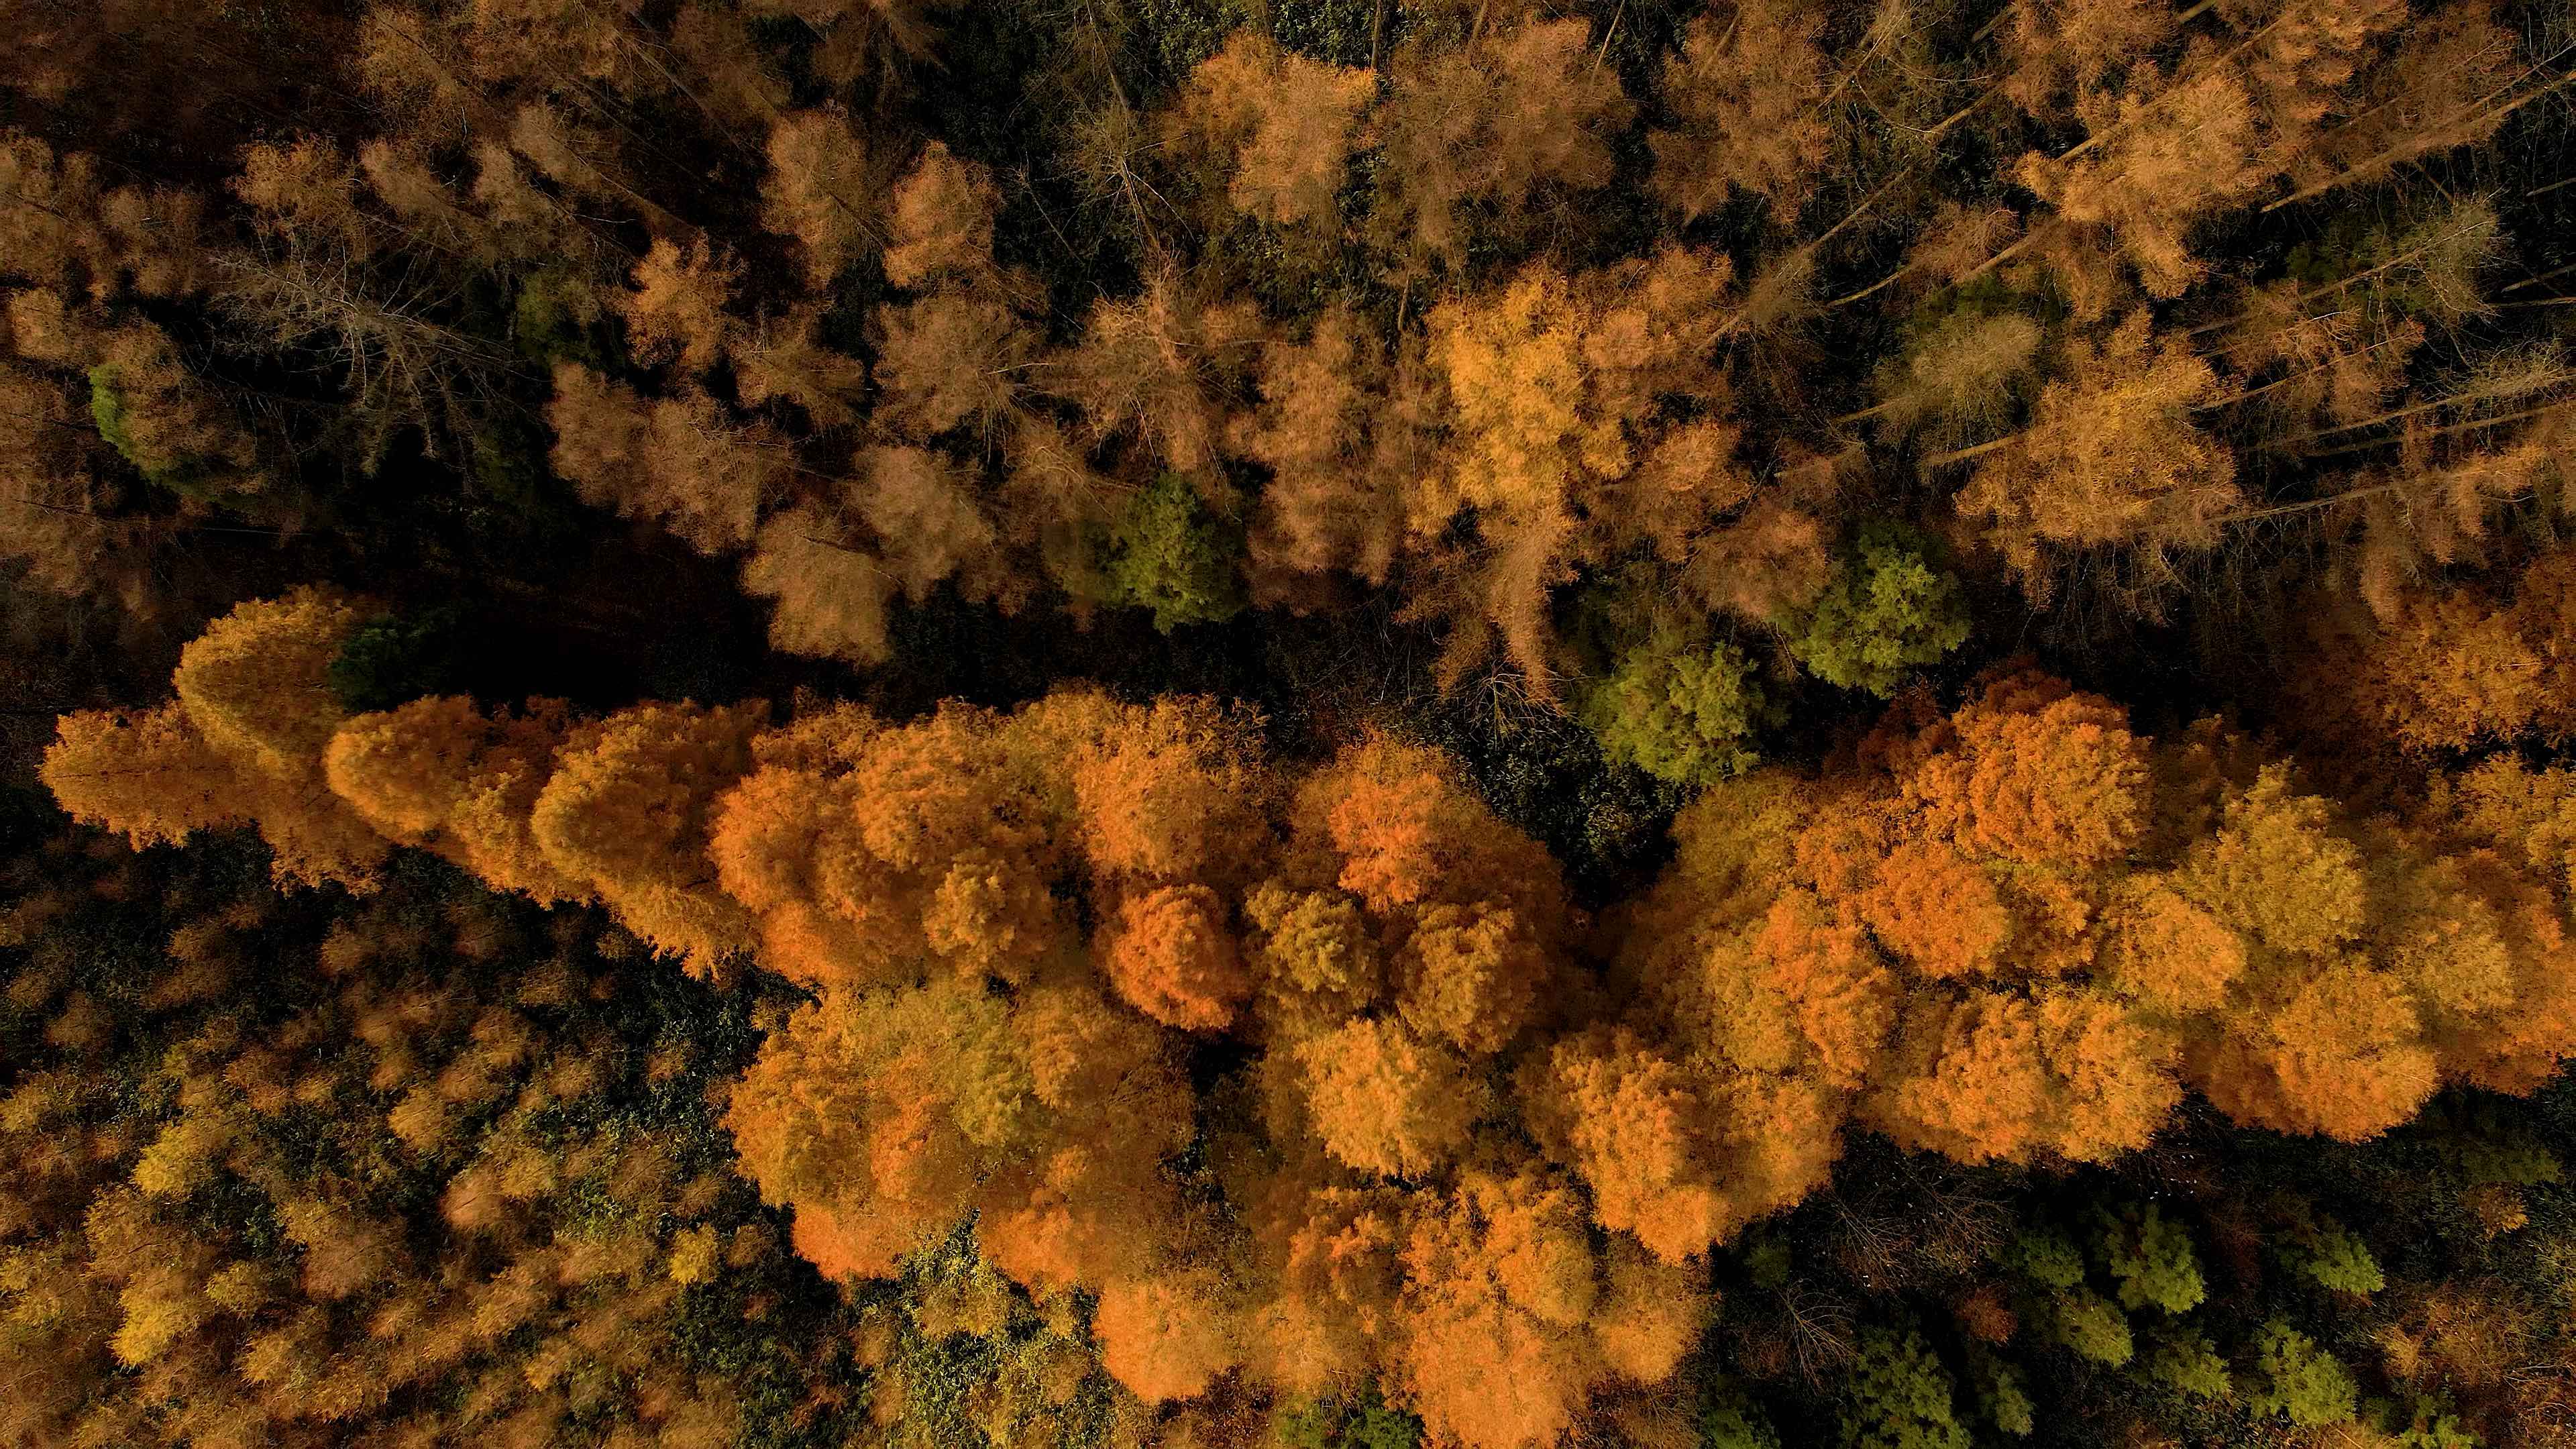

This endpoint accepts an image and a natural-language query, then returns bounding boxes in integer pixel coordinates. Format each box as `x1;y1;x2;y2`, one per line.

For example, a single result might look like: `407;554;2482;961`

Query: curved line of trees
34;586;2576;1448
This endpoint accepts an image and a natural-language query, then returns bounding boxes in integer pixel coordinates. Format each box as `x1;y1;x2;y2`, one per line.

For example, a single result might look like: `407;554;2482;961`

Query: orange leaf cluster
42;599;2576;1448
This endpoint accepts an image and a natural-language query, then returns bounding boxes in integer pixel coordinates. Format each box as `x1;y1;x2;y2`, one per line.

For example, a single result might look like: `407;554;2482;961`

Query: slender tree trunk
1827;262;1910;308
2302;395;2576;459
2192;333;2415;410
2266;379;2558;449
1835;2;2332;314
2210;481;2398;525
2504;260;2576;294
2262;68;2576;213
1949;233;2036;289
2053;1;2314;166
1969;0;2020;46
1828;223;2035;313
2302;34;2573;161
1593;0;1626;73
2187;212;2499;339
1917;85;2004;145
1921;432;2021;468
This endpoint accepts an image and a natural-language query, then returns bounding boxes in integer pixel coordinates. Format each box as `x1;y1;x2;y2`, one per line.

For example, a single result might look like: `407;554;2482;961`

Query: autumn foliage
0;841;784;1449
5;0;2573;718
34;591;2576;1448
13;1;2576;1444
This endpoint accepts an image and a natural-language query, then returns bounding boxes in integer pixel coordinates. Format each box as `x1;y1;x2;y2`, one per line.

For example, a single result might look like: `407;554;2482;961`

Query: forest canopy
7;1;2576;1448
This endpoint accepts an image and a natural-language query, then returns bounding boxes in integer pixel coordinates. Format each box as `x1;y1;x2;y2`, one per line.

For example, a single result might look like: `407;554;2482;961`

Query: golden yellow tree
48;588;387;888
325;696;592;903
531;700;768;974
545;364;782;555
1950;313;2240;590
1371;17;1636;274
761;107;875;289
1650;0;1833;219
1410;247;1784;687
1165;32;1374;231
